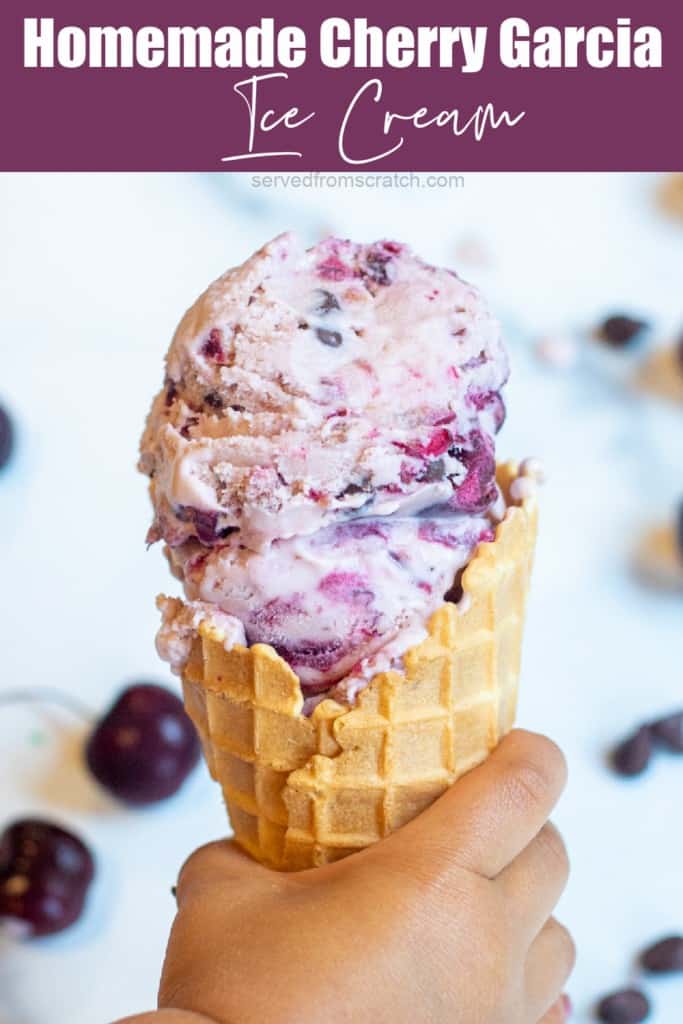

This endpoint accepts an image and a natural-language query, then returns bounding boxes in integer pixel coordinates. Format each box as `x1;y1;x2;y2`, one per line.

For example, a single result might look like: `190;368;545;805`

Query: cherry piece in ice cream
85;684;200;805
0;819;94;937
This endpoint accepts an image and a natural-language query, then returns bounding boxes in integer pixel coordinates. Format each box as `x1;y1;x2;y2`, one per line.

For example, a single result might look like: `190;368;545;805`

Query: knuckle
505;734;567;809
537;823;570;880
175;840;223;898
549;918;577;975
506;759;553;813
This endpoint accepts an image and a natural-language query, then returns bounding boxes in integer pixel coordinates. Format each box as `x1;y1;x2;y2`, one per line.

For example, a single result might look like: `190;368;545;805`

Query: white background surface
0;172;681;1023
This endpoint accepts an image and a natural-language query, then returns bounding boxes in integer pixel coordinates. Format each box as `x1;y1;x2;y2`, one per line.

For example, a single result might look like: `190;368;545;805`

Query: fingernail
561;993;572;1018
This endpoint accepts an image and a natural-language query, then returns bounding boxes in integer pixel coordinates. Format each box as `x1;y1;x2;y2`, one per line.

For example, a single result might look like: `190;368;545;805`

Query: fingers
375;730;567;880
497;822;570;937
175;839;269;906
526;918;576;1020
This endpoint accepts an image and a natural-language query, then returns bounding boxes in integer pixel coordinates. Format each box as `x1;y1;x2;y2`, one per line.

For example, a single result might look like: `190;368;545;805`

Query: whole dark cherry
0;819;95;937
85;684;200;805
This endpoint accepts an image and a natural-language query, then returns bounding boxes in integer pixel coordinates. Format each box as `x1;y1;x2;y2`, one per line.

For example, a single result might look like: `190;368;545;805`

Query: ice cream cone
181;462;538;870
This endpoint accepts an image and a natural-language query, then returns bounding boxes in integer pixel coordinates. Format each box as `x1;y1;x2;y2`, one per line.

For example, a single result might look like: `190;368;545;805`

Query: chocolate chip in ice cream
640;935;683;974
204;391;224;410
363;243;400;287
596;988;650;1023
444;580;464;604
313;289;341;314
650;711;683;753
418;458;446;482
337;481;366;498
315;327;343;348
164;379;178;407
610;726;652;777
597;314;648;347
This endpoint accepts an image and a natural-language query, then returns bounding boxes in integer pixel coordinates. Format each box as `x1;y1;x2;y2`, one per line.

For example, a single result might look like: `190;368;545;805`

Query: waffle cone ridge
181;462;538;870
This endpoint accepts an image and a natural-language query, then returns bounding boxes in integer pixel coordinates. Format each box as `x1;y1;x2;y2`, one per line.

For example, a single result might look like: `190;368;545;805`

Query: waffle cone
181;462;538;870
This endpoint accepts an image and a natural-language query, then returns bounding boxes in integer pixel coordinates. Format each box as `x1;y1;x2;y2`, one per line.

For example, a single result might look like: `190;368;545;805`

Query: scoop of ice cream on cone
140;233;507;552
168;511;494;693
142;234;511;692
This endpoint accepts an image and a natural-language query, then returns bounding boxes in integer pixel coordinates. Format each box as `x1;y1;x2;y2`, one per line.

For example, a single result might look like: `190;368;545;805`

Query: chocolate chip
418;458;446;482
0;404;14;470
596;989;650;1023
339;482;365;497
229;404;246;413
611;727;652;777
313;289;340;314
316;327;343;348
217;526;239;540
204;391;224;410
298;319;309;330
650;711;683;752
164;379;178;407
364;252;391;286
444;581;463;604
598;315;648;347
179;417;199;439
641;935;683;973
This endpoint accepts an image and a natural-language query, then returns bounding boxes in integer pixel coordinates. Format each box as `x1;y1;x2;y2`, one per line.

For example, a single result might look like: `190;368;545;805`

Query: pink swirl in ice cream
142;234;508;698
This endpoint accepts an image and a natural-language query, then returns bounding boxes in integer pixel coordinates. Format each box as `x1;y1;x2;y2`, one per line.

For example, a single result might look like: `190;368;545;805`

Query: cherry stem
0;688;94;724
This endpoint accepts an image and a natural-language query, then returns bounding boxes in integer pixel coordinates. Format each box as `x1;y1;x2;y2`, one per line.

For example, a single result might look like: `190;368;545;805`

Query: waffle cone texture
181;462;538;870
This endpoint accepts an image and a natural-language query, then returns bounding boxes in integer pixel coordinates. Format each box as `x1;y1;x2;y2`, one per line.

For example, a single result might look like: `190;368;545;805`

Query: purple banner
1;1;681;170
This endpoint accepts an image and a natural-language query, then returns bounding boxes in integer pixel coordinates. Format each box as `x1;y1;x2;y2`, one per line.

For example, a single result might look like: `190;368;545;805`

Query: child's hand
120;730;574;1024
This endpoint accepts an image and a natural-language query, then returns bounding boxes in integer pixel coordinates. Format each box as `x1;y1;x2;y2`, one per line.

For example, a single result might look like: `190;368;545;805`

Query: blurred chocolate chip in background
596;987;650;1023
0;404;14;470
640;934;683;974
650;711;683;753
597;315;648;348
610;726;652;777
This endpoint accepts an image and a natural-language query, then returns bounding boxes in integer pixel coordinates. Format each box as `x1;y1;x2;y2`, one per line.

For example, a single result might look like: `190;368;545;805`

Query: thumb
175;839;269;906
365;730;566;881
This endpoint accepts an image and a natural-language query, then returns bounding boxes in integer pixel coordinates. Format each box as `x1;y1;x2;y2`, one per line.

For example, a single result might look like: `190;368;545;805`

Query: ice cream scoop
142;234;509;698
140;233;507;550
166;511;494;693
